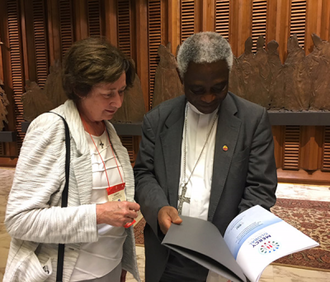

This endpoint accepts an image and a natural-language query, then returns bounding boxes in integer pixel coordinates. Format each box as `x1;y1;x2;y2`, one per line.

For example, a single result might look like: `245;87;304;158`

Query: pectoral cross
177;183;190;215
99;141;104;149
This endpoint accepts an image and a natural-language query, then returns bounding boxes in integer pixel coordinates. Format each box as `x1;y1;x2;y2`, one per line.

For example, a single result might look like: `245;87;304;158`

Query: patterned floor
127;183;330;281
1;168;329;281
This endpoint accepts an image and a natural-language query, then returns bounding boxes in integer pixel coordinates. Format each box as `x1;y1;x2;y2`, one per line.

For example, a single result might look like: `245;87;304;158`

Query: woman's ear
73;88;85;100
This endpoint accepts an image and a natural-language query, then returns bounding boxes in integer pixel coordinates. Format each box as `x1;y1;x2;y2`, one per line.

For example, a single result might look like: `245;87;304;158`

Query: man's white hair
177;32;233;79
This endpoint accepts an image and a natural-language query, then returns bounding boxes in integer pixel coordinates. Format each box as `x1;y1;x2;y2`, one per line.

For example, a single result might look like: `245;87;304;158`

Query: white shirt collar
187;102;219;116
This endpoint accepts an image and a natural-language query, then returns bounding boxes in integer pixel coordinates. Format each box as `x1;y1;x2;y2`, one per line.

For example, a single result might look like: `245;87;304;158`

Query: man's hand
96;201;140;227
158;206;182;234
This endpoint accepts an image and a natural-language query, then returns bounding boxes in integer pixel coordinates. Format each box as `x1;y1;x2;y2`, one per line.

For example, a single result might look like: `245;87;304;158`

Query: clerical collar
187;102;219;115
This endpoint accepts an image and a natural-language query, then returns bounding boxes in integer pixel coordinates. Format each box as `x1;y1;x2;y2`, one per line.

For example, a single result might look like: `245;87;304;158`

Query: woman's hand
96;201;140;227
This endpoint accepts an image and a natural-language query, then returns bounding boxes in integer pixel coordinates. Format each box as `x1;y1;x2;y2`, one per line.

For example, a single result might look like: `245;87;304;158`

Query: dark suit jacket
134;92;277;282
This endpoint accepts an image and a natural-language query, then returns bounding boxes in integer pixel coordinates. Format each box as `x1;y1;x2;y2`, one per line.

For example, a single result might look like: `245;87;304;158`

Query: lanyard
80;115;124;195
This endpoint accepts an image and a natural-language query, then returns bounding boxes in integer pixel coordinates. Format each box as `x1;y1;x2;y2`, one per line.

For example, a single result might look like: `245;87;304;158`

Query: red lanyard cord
80;115;124;188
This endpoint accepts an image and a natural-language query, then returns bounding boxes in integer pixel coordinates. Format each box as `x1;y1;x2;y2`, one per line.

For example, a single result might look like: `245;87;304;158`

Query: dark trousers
159;251;209;282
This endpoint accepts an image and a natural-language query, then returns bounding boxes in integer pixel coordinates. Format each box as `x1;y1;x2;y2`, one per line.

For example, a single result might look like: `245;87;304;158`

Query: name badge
107;183;126;201
107;183;135;228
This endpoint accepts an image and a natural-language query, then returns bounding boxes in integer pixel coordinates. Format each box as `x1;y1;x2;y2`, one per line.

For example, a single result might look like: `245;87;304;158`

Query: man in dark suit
134;32;277;282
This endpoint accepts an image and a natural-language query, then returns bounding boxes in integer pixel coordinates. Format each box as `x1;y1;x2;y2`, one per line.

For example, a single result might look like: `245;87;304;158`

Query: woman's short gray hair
177;32;233;79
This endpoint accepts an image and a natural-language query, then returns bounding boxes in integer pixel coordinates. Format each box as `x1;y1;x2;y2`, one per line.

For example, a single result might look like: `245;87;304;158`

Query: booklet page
223;205;319;282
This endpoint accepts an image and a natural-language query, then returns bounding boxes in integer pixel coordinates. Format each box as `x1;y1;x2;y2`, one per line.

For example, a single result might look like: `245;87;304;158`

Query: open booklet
161;205;319;282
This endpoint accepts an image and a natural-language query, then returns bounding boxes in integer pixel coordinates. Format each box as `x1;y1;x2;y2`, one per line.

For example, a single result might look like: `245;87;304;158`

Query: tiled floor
126;183;330;282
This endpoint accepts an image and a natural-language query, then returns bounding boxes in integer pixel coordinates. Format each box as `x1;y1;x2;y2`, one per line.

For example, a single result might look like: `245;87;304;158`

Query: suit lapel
160;97;186;207
208;94;241;221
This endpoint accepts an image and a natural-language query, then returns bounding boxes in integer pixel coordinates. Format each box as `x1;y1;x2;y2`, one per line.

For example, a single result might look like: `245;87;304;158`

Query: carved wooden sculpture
251;36;271;108
21;80;54;121
43;61;67;108
228;56;242;98
267;40;285;110
230;37;255;102
227;35;330;111
23;60;146;123
0;79;9;131
282;34;311;111
22;61;65;121
111;72;146;123
152;44;184;108
308;34;330;110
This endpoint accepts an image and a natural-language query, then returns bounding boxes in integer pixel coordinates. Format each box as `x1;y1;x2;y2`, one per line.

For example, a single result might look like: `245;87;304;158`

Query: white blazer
4;100;140;282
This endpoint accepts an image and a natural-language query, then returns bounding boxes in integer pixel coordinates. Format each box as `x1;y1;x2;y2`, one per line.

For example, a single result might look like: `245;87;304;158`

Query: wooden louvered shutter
322;126;330;171
87;0;103;36
148;0;161;108
252;0;267;52
31;0;48;88
120;136;135;164
59;0;74;58
117;0;132;58
117;0;136;165
290;0;306;49
215;0;229;39
181;0;195;42
7;0;25;150
0;15;5;156
283;126;301;170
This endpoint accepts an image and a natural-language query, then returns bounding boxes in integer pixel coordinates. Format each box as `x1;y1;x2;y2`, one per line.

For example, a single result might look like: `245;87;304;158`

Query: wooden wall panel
252;0;267;52
272;126;284;169
181;0;196;42
322;126;330;171
104;0;118;45
0;38;5;156
290;0;307;50
5;0;25;153
58;0;75;58
117;0;132;57
275;0;291;62
148;0;162;108
0;30;4;156
0;38;4;82
0;2;15;159
305;0;322;53
74;0;88;40
202;0;215;31
135;0;149;111
87;0;104;36
320;0;330;41
47;0;61;65
215;0;230;39
300;126;323;171
283;126;301;170
168;0;181;54
26;0;49;87
230;0;252;57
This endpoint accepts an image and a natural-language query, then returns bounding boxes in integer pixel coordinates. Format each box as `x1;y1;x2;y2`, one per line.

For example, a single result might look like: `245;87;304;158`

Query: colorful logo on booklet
259;240;280;255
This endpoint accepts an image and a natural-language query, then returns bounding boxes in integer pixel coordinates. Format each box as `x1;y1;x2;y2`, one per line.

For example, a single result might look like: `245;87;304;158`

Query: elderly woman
4;37;141;282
